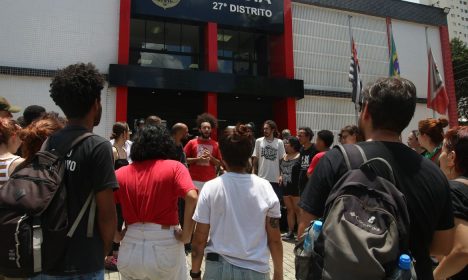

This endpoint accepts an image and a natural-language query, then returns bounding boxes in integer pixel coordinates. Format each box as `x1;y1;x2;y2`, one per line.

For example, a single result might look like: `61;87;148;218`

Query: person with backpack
29;63;118;279
298;77;454;279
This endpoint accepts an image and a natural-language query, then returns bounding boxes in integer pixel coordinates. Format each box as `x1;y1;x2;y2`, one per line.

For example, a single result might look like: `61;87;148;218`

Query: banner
133;0;284;33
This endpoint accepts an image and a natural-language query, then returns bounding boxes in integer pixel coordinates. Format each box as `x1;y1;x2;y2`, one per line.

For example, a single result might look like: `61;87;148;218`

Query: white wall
296;95;356;144
391;20;445;99
0;0;120;73
292;3;389;93
0;0;120;137
0;75;116;138
293;3;449;140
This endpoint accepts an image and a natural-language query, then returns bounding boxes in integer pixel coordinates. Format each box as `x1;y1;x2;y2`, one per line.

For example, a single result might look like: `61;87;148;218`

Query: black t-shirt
299;141;454;280
449;180;468;221
47;125;118;275
448;180;468;280
280;156;301;189
175;144;187;166
298;144;318;193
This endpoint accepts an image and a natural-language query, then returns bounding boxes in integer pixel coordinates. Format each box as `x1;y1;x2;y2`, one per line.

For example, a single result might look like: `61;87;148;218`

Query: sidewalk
105;239;297;280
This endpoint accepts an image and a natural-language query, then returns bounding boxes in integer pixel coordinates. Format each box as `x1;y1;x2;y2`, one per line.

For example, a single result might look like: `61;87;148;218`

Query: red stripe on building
439;25;458;127
270;0;296;134
116;0;131;122
205;22;219;140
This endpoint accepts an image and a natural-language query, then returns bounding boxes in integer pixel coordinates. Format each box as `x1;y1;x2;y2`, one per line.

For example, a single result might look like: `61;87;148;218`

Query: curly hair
196;113;217;129
50;63;104;119
0;119;21;146
19;114;65;161
130;125;177;162
219;124;254;168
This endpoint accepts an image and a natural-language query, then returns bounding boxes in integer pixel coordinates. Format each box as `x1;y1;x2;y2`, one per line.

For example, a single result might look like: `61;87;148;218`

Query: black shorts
282;183;299;197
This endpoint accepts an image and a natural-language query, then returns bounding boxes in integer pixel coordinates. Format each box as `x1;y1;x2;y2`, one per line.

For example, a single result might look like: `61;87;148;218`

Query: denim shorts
28;269;104;280
203;255;269;280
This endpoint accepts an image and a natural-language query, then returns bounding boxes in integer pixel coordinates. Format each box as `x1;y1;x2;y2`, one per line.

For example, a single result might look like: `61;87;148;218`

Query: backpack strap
67;191;95;238
41;132;94;158
336;144;367;171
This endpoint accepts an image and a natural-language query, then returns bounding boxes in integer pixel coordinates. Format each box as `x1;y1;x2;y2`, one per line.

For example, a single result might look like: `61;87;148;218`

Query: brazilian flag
389;31;400;77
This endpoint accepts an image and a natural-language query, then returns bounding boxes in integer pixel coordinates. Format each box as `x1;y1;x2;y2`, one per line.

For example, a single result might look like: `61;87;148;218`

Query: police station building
0;0;458;138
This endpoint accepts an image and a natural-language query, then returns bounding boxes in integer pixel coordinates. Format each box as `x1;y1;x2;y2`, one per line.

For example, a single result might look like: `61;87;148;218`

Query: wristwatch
190;270;202;278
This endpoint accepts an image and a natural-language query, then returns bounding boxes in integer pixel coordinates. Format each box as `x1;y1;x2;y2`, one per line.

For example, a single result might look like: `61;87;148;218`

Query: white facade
292;3;447;140
423;0;468;45
0;0;120;137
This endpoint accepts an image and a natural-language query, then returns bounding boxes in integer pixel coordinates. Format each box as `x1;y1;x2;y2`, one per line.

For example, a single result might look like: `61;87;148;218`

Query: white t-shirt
192;173;281;273
252;137;285;183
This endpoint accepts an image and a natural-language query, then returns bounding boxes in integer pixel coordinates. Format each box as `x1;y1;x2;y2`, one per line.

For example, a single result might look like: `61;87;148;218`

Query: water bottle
302;220;323;256
387;254;412;280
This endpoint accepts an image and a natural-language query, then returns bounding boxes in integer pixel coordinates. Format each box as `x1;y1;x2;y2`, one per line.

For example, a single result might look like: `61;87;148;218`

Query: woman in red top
114;125;198;280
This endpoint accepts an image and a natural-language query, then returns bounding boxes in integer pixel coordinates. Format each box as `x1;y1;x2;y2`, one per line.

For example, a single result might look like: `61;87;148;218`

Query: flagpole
348;15;359;125
425;27;436;119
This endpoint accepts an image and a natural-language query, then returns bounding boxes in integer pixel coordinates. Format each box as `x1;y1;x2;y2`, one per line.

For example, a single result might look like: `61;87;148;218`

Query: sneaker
281;231;295;240
105;256;118;271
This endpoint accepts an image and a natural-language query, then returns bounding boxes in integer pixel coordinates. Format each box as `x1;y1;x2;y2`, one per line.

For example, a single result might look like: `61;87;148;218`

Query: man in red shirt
184;113;222;190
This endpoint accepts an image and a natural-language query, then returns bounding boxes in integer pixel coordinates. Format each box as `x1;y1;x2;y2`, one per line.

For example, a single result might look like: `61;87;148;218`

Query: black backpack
295;144;412;280
0;133;94;278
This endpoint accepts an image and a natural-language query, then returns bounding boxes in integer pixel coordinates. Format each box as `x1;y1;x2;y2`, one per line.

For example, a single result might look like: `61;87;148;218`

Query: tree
458;96;468;124
451;38;468;100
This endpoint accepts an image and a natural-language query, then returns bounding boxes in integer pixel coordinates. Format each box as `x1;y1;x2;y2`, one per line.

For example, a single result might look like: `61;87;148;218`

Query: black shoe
282;231;295;240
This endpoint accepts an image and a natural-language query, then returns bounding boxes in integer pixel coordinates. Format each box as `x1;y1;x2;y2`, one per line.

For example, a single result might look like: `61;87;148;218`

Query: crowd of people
0;63;466;280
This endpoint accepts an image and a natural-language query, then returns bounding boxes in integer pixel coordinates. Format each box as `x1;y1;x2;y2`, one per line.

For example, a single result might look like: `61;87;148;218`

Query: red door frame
270;0;296;135
116;0;131;122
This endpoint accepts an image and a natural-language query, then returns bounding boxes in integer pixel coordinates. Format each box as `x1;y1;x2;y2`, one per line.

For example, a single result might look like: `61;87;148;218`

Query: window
129;19;202;70
217;29;269;76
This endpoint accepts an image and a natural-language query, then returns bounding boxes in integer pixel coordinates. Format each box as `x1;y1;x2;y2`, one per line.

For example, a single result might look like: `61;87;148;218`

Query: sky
404;0;421;3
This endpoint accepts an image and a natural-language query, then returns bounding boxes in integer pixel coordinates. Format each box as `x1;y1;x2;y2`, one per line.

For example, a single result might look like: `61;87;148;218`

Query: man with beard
184;113;221;191
252;120;286;200
30;63;117;279
298;77;454;279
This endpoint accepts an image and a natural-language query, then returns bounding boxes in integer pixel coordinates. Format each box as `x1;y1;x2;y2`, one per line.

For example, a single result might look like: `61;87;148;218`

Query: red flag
427;48;448;115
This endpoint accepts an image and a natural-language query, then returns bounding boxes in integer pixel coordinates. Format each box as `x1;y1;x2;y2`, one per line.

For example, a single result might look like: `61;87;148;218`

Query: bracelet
190;270;202;278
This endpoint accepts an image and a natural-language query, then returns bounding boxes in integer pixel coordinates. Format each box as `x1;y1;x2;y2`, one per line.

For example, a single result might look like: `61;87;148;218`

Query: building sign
132;0;284;33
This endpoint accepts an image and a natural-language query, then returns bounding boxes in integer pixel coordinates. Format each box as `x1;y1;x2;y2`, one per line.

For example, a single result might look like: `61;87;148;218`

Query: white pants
117;223;189;280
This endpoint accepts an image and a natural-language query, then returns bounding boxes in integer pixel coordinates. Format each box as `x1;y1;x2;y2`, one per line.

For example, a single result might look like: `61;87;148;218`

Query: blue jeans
203;257;269;280
28;270;104;280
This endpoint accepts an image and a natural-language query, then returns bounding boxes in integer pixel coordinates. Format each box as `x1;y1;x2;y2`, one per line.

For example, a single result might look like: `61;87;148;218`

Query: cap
398;254;411;270
0;97;21;113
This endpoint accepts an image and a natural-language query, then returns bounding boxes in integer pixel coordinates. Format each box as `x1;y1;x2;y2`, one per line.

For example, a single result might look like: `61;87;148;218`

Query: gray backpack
296;144;412;280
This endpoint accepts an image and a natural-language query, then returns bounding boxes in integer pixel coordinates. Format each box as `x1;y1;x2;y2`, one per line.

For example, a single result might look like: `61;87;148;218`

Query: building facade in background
0;0;458;140
422;0;468;45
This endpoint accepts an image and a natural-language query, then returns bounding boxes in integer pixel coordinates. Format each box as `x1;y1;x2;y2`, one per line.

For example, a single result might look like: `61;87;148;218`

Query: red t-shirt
114;159;197;226
184;137;221;182
307;152;326;176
